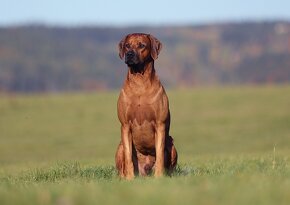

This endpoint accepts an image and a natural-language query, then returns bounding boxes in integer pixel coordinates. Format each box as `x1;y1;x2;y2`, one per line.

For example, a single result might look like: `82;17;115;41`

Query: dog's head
118;33;162;66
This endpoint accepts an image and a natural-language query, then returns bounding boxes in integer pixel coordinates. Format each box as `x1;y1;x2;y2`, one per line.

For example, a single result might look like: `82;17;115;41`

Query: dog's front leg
121;124;134;180
155;122;165;177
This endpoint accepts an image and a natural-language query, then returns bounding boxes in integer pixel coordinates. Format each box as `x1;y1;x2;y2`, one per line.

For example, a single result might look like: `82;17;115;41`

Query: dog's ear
118;35;128;59
148;34;162;60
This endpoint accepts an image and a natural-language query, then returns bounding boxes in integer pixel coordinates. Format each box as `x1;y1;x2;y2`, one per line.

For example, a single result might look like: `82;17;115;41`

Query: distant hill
0;21;290;92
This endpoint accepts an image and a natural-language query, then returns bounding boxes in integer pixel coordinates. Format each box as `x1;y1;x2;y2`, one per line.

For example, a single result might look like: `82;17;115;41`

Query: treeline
0;21;290;92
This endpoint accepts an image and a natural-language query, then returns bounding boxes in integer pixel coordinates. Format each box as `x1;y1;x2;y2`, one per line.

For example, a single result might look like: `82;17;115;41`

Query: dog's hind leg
165;136;178;175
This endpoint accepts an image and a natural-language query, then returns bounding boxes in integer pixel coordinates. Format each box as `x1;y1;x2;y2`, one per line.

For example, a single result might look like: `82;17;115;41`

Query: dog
115;33;178;179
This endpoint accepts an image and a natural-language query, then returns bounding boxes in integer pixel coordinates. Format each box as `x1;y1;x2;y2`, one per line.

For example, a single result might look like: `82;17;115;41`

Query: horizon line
1;18;290;28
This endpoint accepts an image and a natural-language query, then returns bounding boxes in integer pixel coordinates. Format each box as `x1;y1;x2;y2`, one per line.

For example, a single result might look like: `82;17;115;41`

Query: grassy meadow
0;85;290;205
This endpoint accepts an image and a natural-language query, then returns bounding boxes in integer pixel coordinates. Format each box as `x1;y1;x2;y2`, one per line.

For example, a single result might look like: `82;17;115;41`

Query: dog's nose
126;50;135;58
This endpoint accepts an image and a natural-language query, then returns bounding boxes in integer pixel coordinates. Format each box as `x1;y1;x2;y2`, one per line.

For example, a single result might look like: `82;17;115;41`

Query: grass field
0;85;290;205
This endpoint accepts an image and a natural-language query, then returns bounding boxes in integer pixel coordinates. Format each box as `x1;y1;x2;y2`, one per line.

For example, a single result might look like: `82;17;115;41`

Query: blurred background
1;0;290;168
1;0;290;92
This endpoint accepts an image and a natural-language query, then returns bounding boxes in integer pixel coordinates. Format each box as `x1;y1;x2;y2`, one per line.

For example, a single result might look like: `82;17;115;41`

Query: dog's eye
139;43;146;48
125;43;131;49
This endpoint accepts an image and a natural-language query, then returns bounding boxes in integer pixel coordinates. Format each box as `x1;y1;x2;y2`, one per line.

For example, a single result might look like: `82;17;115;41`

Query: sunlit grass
0;85;290;204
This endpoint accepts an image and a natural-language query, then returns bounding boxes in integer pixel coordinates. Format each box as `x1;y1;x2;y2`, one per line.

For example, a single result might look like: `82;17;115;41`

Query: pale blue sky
1;0;290;26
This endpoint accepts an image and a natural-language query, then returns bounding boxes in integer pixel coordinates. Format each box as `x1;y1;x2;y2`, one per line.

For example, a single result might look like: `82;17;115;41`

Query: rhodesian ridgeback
115;33;178;179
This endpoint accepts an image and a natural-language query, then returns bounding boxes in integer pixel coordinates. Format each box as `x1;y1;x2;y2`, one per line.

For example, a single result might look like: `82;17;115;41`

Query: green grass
0;85;290;205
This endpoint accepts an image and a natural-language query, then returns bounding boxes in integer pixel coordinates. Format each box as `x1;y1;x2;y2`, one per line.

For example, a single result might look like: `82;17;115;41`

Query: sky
1;0;290;26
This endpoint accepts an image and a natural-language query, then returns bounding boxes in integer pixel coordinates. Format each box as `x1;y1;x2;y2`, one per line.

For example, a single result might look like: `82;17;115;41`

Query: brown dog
115;33;177;179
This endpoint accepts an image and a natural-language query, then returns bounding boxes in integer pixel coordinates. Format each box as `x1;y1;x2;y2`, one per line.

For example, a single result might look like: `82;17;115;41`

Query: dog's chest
127;96;156;125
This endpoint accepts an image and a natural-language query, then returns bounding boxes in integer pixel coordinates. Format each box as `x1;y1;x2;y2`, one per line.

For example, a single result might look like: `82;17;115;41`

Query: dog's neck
126;61;157;87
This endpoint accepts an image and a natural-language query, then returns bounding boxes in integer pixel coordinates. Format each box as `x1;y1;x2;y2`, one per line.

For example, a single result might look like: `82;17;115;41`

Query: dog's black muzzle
125;51;137;65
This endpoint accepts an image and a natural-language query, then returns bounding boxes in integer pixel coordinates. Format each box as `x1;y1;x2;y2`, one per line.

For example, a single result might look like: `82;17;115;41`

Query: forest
0;21;289;92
